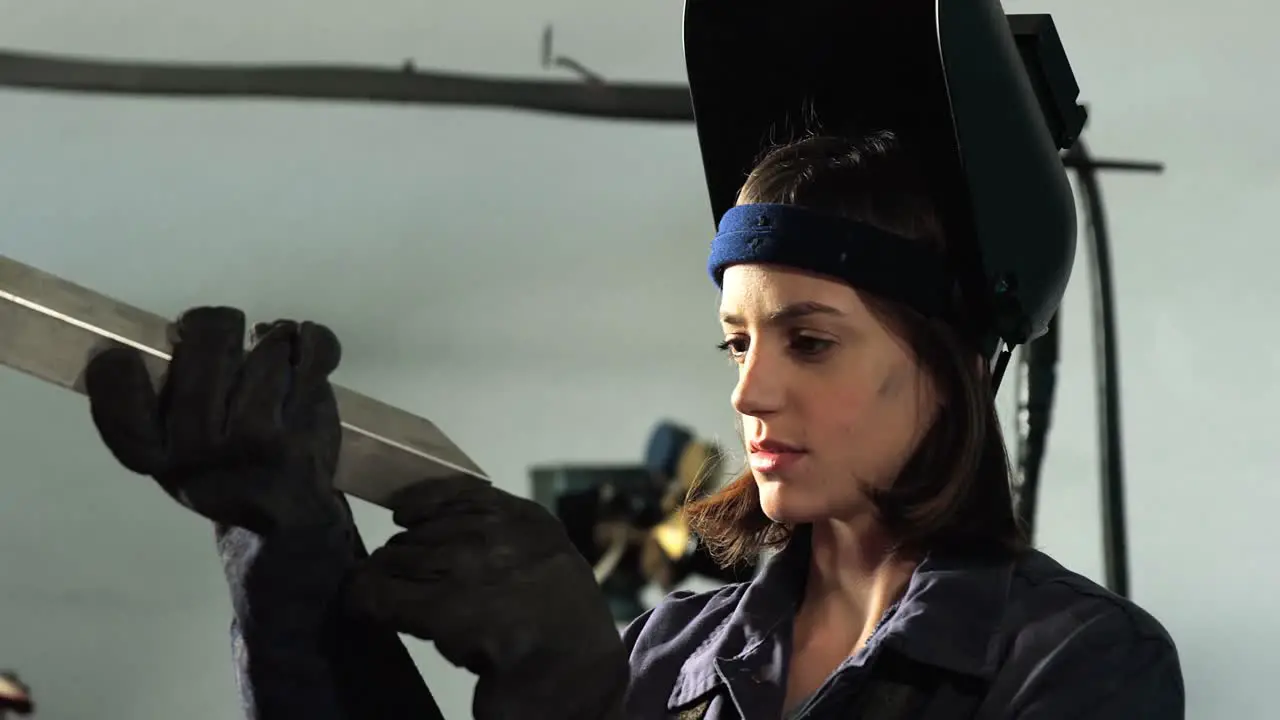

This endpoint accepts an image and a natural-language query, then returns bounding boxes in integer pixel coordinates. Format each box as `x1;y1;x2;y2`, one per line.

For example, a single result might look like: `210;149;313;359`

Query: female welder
612;131;1184;718
81;130;1183;720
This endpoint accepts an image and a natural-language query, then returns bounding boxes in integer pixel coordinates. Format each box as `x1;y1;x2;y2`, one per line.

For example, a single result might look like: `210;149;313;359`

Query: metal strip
0;255;487;508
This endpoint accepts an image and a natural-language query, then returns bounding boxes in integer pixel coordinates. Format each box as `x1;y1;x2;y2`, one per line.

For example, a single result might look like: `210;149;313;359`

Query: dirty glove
83;307;346;534
346;475;629;720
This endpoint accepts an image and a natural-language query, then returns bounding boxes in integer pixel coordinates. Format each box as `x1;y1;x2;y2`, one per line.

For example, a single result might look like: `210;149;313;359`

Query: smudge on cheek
876;365;903;399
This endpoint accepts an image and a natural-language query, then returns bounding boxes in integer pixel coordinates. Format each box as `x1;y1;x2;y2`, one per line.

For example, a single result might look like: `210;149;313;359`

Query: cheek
814;365;933;477
808;353;907;432
811;379;880;437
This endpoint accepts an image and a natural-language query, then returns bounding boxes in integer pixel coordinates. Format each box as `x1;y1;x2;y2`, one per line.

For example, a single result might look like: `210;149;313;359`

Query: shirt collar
667;533;807;710
668;526;1015;710
874;548;1014;678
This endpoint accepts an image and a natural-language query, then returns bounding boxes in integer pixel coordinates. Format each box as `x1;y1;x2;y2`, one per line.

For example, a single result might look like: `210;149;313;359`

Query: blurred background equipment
0;672;33;718
531;421;754;623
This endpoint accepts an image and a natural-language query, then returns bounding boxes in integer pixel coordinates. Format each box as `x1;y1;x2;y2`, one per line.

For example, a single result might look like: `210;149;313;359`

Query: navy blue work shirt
621;530;1183;719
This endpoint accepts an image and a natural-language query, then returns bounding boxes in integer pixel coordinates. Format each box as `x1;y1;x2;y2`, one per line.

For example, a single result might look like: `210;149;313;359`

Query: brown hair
683;131;1026;567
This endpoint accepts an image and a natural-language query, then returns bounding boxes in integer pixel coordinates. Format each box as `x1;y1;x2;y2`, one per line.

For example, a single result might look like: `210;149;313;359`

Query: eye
789;333;835;358
716;337;748;362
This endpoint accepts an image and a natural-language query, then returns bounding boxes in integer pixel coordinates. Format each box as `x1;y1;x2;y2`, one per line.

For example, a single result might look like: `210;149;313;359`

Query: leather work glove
346;474;630;720
83;307;346;535
84;308;390;720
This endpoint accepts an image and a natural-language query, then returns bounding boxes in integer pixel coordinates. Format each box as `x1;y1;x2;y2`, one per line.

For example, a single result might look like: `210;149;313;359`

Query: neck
795;517;919;652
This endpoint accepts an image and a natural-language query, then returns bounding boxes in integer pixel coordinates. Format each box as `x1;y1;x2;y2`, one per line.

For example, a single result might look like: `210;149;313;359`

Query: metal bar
0;255;487;509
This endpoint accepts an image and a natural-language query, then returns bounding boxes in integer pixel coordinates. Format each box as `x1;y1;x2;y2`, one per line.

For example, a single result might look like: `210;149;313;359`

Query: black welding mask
684;0;1086;361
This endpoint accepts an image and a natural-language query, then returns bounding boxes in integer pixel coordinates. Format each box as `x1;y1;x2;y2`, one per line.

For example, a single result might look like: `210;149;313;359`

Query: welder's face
718;264;940;524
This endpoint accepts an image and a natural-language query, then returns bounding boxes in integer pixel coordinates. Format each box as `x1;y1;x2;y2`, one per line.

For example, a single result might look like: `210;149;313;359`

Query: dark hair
683;131;1026;567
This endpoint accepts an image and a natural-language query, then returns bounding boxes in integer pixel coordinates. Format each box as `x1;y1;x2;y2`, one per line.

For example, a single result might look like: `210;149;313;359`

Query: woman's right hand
83;306;346;535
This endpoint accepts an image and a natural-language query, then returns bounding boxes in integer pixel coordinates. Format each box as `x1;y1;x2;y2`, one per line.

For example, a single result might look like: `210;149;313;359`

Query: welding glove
84;308;434;720
346;474;630;720
82;307;346;535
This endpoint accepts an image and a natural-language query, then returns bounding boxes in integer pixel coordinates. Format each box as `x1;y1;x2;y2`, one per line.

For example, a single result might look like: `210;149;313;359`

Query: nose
731;347;785;418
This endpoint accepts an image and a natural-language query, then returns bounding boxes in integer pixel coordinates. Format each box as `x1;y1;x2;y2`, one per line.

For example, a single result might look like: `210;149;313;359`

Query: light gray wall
0;1;1273;718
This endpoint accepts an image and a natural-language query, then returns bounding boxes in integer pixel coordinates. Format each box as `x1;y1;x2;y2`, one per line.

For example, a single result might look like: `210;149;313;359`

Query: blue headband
707;203;951;318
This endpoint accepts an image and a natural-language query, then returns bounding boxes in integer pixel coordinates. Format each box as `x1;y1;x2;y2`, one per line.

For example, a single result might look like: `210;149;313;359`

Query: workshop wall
0;1;1274;718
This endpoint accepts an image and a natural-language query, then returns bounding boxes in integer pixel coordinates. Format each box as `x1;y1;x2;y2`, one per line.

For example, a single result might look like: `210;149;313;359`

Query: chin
755;475;829;525
755;472;873;525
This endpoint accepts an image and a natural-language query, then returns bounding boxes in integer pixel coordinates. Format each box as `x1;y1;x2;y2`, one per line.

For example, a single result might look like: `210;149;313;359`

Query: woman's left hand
345;474;629;720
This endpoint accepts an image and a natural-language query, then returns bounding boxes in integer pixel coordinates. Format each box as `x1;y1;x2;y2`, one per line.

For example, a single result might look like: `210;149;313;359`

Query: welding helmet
684;0;1086;357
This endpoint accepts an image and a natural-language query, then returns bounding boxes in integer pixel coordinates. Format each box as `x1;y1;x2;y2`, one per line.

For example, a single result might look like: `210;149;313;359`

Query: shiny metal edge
0;254;487;508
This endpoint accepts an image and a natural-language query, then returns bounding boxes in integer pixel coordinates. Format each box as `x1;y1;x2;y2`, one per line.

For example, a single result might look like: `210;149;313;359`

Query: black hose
1015;311;1060;540
1068;139;1130;598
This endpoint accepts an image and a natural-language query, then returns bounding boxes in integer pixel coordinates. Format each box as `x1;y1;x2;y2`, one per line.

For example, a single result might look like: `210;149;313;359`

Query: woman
332;129;1184;718
80;132;1183;719
611;130;1184;719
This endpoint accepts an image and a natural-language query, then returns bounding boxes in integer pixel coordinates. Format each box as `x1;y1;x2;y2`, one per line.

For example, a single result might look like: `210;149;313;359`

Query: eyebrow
719;301;847;326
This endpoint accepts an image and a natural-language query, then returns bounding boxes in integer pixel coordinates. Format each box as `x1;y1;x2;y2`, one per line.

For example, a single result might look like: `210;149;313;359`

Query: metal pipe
0;49;695;122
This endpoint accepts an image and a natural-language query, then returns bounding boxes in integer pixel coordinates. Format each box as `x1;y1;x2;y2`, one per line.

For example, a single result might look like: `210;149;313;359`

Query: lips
747;437;808;474
749;438;805;454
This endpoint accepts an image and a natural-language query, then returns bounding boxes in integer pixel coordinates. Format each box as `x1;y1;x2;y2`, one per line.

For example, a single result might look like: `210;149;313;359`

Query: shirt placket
790;601;901;720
